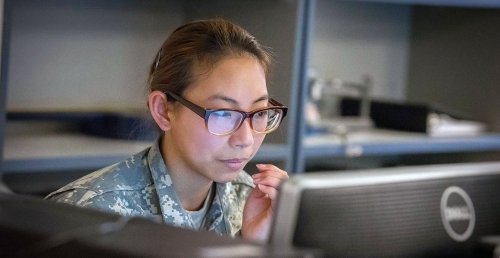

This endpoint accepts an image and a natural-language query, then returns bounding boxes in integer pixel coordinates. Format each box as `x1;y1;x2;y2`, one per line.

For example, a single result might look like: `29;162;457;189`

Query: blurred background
1;0;500;196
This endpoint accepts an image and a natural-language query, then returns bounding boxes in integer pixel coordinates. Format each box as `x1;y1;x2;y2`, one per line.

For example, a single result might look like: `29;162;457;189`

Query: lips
220;158;249;171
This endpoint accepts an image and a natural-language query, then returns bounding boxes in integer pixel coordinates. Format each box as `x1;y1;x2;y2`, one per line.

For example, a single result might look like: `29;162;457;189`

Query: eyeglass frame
163;90;288;136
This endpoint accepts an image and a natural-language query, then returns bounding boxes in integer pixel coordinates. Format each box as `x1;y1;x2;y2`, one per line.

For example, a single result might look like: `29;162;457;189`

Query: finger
252;174;288;188
253;171;288;180
252;175;286;189
257;184;279;200
253;165;288;179
252;166;288;191
252;171;288;181
256;164;288;175
250;185;267;199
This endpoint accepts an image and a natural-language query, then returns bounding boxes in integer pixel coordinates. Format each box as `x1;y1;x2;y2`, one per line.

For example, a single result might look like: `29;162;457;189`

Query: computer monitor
270;162;500;258
0;193;316;258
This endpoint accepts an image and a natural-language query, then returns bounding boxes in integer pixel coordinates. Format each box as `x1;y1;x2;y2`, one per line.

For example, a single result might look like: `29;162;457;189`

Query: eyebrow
207;94;269;106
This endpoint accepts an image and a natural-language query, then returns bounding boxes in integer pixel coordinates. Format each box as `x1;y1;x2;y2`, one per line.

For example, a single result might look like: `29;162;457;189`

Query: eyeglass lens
207;109;282;135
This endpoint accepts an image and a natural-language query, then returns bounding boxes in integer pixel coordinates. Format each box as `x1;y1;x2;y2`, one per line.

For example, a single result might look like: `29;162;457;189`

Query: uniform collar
147;138;231;234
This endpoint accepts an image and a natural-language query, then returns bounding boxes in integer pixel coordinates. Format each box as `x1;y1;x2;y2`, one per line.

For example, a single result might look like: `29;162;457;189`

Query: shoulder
46;147;153;203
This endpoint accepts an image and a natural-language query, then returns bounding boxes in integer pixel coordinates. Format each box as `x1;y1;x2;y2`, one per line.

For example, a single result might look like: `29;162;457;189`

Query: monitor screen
270;162;500;258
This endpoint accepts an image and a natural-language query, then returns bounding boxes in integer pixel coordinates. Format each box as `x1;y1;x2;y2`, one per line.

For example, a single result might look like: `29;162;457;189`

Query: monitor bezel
269;161;500;249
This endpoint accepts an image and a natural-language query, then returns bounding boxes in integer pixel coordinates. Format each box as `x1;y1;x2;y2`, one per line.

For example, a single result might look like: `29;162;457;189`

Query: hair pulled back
148;18;272;96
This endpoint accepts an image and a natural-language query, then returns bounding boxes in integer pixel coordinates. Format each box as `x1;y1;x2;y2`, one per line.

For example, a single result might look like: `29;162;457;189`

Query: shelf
3;132;150;174
304;129;500;158
2;130;289;174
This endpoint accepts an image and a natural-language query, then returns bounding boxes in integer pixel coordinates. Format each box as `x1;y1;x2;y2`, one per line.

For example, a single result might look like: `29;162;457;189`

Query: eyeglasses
164;90;288;136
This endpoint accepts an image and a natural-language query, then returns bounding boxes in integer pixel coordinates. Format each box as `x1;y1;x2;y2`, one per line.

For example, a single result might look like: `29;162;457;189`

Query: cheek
173;112;209;144
195;134;224;153
179;118;224;154
253;134;266;148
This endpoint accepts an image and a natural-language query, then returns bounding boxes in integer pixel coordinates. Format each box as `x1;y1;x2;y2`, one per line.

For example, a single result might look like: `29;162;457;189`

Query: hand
241;164;288;242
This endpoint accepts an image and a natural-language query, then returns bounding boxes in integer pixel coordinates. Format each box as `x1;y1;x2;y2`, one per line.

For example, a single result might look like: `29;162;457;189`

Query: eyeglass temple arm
269;98;288;117
165;91;207;118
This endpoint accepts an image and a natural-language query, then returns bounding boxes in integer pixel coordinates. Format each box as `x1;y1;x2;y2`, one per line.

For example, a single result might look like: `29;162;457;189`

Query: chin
214;170;241;184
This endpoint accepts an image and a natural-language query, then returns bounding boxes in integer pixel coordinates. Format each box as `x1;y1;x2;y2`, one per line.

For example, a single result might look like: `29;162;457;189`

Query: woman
46;18;289;242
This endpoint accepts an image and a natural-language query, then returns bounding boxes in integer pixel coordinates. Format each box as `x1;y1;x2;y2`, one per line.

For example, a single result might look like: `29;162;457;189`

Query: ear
148;90;173;131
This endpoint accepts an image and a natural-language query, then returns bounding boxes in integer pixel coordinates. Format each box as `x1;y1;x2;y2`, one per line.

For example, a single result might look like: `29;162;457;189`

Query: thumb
251;184;267;199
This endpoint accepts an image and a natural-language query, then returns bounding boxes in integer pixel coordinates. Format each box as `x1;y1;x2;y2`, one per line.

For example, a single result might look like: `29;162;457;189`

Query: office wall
6;0;183;112
407;6;500;131
311;0;412;100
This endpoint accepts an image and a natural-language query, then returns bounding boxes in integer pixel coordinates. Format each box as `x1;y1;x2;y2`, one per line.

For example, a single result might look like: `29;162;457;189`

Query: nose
229;119;254;148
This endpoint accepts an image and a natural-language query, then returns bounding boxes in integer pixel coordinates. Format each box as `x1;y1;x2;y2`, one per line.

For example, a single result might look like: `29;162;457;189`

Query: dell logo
440;186;475;242
444;206;471;221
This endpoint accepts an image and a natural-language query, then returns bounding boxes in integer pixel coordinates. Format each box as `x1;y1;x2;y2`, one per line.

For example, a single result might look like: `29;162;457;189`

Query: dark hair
147;18;272;95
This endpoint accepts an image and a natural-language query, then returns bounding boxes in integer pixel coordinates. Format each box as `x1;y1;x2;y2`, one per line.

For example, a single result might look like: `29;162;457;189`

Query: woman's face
165;55;268;183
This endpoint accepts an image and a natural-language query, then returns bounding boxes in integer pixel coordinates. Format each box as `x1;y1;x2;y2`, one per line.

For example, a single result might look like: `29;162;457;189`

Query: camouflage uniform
45;139;255;237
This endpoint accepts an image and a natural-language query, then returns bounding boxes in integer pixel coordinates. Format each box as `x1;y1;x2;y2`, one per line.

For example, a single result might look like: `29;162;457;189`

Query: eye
256;110;269;117
212;110;233;118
